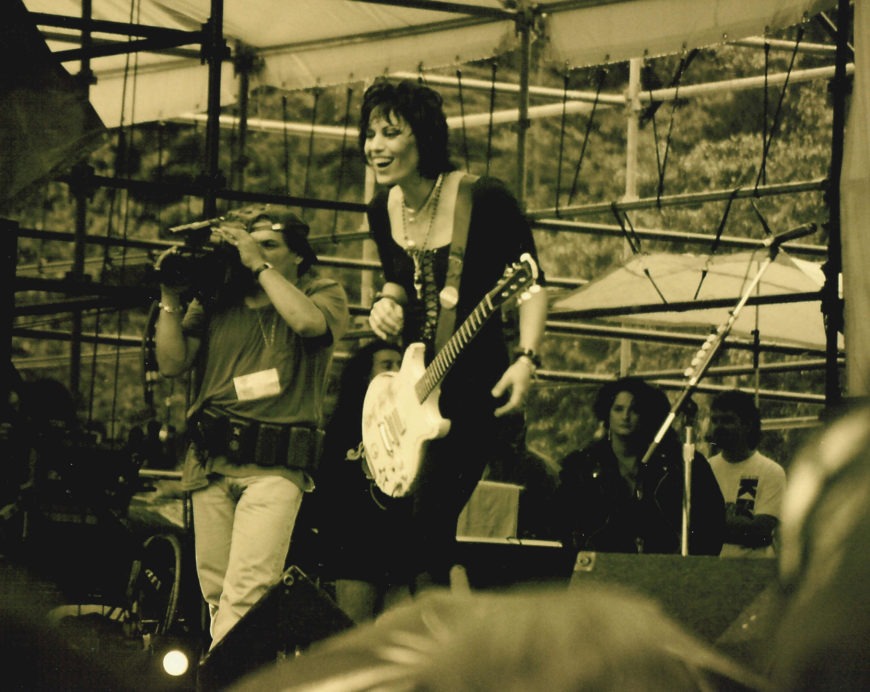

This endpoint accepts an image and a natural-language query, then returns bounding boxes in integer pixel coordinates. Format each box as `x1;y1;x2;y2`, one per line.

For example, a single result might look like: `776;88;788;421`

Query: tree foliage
9;18;842;471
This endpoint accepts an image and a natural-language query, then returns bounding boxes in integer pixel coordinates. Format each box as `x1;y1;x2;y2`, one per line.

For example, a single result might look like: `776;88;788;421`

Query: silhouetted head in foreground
229;584;768;691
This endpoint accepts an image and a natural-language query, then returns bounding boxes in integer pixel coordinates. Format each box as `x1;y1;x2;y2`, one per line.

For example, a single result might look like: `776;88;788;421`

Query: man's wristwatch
253;262;274;279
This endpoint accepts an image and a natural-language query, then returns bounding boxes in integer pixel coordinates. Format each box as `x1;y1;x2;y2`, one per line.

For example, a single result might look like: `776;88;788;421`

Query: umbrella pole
638;225;815;550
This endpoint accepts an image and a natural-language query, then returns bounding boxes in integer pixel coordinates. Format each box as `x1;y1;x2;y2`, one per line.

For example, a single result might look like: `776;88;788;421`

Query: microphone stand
679;399;697;556
638;223;817;554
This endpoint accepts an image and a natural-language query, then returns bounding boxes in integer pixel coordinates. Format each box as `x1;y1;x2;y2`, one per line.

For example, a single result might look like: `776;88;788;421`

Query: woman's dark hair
710;389;762;449
358;79;454;179
593;377;671;445
326;340;402;436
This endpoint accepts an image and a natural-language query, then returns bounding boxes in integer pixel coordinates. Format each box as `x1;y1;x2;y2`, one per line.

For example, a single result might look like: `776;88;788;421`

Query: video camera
156;205;268;304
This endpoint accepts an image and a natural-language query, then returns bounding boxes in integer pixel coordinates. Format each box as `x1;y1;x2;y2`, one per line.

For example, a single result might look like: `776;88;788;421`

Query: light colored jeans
191;474;303;647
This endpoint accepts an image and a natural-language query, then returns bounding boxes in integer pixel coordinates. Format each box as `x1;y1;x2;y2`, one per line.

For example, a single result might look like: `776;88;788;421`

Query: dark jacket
557;436;725;555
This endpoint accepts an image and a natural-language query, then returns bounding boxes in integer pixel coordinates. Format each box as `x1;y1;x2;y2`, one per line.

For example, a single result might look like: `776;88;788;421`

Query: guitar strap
434;173;477;353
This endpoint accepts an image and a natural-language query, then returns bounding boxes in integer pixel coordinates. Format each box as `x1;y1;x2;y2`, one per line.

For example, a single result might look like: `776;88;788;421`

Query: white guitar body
362;342;450;497
362;253;539;498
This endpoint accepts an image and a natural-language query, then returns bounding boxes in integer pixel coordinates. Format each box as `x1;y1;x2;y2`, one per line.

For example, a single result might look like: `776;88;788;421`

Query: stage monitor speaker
198;565;353;691
456;538;576;589
569;552;777;644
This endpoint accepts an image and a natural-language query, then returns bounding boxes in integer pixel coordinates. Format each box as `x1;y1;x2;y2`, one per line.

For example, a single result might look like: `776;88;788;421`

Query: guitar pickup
386;409;405;438
377;421;395;455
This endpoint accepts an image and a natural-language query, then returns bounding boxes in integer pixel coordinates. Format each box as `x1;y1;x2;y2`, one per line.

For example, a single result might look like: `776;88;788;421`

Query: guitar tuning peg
529;284;541;294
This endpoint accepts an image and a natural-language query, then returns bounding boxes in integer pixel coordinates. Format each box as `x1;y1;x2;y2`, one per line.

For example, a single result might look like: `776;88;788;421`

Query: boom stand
638;224;816;555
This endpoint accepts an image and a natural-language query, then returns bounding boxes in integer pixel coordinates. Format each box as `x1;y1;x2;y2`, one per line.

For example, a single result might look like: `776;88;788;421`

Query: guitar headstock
490;253;540;307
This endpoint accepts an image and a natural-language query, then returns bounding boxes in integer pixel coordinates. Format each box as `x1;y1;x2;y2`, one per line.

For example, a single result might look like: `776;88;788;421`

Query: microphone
167;216;225;234
762;222;817;249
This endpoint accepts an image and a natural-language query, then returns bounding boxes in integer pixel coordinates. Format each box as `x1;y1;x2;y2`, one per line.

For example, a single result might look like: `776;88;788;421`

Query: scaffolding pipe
174;97;603;139
639;63;853;103
533;218;826;257
531;177;827;218
823;0;848;410
2;221;17;410
545;319;828;357
390;70;625;105
730;37;836;54
12;220;827;264
515;9;532;207
67;0;95;403
202;0;225;217
620;57;642;376
534;369;825;404
636;358;842;380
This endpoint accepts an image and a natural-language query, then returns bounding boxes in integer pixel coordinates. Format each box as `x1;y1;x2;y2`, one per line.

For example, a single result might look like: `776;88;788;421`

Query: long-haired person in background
557;377;725;555
359;79;548;588
310;339;413;622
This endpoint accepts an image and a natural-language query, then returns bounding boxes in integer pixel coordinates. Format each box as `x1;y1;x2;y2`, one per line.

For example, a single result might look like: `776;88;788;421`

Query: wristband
253;262;274;279
159;302;182;314
513;346;542;369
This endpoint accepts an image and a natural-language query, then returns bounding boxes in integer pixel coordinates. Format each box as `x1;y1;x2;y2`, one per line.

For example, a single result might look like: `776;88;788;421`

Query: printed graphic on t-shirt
735;476;759;517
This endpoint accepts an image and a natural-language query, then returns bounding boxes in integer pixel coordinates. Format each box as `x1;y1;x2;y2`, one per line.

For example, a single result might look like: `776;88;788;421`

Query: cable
754;28;805;192
568;68;605;206
555;70;570;216
610;204;667;303
302;87;321;219
693;187;741;299
456;69;470;171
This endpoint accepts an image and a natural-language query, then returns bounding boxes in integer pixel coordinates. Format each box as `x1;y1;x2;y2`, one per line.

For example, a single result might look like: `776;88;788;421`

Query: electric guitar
362;253;540;497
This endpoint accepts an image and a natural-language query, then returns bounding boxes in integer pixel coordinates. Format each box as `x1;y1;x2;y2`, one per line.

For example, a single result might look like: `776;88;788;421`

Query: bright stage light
162;649;190;677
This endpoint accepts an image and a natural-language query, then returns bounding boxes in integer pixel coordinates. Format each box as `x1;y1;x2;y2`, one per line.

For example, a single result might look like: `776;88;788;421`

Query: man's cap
249;207;317;266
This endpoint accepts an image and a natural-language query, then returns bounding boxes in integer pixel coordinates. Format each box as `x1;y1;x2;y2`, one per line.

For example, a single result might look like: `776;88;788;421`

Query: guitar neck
414;294;496;403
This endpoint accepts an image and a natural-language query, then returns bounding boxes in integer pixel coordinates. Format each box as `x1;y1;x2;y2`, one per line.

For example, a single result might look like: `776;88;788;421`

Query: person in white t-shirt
706;390;786;558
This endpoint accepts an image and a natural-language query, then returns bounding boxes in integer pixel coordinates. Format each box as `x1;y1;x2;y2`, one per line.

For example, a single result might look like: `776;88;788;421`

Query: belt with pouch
192;407;323;472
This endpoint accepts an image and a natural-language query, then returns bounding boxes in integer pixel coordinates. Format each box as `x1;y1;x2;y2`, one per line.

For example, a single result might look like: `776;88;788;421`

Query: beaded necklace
255;308;276;349
400;173;444;300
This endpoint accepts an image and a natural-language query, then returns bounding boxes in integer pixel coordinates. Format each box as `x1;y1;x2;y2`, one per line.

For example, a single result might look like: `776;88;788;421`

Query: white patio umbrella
551;249;841;351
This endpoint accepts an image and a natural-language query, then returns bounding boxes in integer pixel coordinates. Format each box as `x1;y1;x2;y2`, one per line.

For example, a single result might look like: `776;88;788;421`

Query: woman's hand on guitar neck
491;357;535;417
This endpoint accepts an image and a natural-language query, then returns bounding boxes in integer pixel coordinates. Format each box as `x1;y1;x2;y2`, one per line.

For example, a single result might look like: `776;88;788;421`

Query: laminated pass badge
234;368;281;401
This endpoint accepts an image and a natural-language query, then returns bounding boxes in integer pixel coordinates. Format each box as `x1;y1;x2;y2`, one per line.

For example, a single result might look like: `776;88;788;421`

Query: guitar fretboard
414;295;494;403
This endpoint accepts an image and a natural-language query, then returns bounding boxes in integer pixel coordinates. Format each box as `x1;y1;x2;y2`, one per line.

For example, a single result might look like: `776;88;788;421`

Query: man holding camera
155;208;349;647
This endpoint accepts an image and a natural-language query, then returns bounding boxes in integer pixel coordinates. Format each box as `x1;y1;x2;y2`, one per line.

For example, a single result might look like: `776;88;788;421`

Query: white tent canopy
25;0;833;128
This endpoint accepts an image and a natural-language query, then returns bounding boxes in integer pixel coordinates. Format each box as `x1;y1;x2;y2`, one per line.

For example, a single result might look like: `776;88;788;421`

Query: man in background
706;390;785;558
155;208;348;647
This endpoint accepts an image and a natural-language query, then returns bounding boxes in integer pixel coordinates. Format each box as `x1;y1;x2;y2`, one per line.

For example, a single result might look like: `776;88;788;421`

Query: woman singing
359;79;548;587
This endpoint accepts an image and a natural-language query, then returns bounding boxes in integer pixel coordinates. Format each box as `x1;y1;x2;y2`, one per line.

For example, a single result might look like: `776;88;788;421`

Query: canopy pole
233;64;250;191
202;0;227;217
824;0;848;411
621;58;643;376
68;0;97;403
515;8;533;208
2;221;18;413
